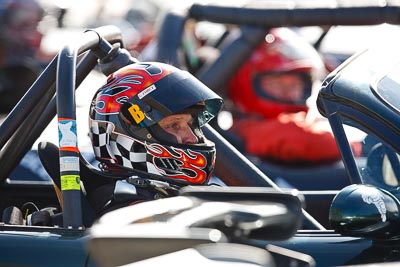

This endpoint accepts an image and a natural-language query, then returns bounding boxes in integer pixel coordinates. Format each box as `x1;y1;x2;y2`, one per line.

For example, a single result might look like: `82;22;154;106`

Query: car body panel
0;226;94;267
256;232;374;267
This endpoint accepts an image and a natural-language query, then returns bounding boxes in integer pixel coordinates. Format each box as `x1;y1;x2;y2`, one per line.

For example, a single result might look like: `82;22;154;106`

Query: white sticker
60;156;80;172
58;120;78;148
362;190;387;222
138;84;156;99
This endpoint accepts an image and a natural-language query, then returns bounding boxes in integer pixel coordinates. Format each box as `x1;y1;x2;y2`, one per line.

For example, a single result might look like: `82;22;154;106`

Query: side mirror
329;184;400;240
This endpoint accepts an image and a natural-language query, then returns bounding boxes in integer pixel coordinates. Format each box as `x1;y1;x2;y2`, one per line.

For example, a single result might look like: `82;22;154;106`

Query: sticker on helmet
128;104;145;124
138;84;156;99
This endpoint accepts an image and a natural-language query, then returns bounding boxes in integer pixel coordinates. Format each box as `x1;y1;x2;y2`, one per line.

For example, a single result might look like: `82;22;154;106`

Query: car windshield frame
374;62;400;114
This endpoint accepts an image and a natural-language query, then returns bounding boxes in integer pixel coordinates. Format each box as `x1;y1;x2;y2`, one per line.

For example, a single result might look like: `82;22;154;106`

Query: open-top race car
2;1;400;266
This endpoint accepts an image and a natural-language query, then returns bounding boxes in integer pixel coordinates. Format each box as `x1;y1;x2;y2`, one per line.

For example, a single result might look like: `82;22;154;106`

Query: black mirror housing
330;184;400;240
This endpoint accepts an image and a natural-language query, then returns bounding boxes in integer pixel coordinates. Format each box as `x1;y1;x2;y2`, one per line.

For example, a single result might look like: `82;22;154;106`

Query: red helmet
89;62;223;185
228;27;325;119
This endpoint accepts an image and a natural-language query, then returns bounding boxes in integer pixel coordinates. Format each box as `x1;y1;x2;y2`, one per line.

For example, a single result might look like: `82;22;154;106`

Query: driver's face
259;73;305;102
158;114;198;144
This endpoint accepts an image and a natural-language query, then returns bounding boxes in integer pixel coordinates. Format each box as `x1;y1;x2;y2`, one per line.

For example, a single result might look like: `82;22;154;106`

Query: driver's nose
179;125;198;144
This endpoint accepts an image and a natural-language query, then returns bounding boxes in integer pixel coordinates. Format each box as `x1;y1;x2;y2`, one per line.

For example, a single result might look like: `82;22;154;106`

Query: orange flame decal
146;143;207;184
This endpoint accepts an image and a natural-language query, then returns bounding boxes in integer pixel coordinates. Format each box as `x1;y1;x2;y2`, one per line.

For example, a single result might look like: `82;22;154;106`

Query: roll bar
188;3;400;26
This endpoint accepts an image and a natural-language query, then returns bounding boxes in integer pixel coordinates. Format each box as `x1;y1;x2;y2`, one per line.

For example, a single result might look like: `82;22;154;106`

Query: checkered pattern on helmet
90;120;114;161
90;119;146;167
110;135;146;168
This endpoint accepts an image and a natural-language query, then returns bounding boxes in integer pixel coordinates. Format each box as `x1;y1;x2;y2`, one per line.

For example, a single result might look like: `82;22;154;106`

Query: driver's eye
170;123;181;131
169;120;193;131
159;114;194;134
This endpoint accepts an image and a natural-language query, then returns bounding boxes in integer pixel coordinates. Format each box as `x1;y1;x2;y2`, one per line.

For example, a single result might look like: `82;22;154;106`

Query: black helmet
329;184;400;240
89;62;223;185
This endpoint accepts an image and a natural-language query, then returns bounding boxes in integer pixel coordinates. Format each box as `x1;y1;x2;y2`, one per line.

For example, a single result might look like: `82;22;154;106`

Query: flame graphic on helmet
94;64;173;115
95;72;145;115
146;143;207;184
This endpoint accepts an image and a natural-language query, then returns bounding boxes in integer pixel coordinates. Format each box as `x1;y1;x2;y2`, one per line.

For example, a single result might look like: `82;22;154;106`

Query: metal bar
189;4;400;26
0;26;123;184
204;125;278;188
0;52;99;183
54;26;123;228
204;125;326;230
57;45;82;228
0;57;58;150
156;12;187;67
328;113;362;184
196;26;267;93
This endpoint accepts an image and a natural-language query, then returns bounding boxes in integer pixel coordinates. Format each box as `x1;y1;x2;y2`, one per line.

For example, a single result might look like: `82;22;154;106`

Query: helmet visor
121;70;223;128
253;71;312;105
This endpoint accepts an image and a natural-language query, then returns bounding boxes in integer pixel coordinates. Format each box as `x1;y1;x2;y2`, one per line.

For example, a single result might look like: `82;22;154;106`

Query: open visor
253;71;312;106
120;70;223;128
